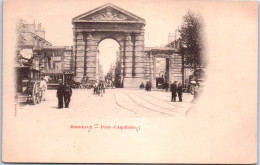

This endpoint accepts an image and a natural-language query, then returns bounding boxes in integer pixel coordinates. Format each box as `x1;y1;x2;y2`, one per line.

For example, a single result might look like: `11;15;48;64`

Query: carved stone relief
91;8;127;21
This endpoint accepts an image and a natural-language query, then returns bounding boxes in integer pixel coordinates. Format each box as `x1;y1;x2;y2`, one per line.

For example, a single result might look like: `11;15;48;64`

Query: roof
72;3;145;24
21;32;52;45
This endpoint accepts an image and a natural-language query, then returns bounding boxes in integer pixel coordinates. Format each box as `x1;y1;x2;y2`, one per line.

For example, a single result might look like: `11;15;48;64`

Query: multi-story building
17;21;75;88
35;46;74;86
19;22;52;50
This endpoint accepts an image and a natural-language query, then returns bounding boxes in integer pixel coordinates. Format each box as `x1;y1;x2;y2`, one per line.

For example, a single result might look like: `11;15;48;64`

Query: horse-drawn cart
16;63;43;105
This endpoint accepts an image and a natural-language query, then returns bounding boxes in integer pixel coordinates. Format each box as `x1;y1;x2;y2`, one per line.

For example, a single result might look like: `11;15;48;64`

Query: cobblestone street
18;88;194;118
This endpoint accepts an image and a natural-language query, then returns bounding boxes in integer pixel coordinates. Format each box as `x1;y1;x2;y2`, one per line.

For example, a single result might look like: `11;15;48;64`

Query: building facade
17;4;189;88
71;3;186;88
18;21;74;87
143;47;183;88
35;46;74;85
72;3;146;87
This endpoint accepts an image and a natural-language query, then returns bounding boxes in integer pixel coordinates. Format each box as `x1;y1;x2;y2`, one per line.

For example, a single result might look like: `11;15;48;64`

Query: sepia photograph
15;2;204;115
2;0;258;163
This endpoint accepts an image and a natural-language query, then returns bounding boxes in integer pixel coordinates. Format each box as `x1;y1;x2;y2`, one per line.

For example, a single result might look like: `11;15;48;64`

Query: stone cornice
72;3;145;24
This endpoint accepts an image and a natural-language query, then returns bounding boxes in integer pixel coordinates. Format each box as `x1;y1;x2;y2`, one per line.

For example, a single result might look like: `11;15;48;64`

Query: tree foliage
179;11;205;70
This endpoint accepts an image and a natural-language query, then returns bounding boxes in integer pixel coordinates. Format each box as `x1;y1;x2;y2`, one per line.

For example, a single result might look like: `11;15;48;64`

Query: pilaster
74;32;84;82
133;32;145;78
85;33;97;80
124;33;133;78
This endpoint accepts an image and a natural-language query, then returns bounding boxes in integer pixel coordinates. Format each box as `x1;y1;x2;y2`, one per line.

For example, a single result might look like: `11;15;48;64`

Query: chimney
37;23;41;31
35;23;45;39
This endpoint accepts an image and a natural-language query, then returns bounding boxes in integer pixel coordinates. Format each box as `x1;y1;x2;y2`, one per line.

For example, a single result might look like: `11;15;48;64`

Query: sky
8;0;204;74
13;0;193;46
98;39;119;74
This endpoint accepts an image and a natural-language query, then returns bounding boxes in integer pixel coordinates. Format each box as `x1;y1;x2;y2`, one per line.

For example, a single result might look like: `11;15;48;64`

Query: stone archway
96;38;120;83
72;3;146;87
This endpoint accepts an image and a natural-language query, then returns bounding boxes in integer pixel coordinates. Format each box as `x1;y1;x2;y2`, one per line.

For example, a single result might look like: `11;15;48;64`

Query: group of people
57;79;73;109
139;81;152;92
106;80;115;89
170;81;183;102
54;76;202;108
171;80;202;103
55;79;110;108
139;80;204;103
93;81;106;97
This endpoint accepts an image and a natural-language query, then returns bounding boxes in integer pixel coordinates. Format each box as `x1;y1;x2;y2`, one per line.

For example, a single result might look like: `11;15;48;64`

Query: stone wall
144;51;183;87
73;30;146;87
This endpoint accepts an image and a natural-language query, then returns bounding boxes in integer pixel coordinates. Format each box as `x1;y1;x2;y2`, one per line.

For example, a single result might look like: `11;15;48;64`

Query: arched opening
97;38;121;87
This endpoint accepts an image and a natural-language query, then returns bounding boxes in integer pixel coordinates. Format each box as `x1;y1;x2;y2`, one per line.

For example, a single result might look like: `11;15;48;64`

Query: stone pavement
18;88;194;118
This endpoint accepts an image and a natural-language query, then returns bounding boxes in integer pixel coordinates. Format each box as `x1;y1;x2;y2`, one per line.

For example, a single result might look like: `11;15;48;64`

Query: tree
179;11;205;71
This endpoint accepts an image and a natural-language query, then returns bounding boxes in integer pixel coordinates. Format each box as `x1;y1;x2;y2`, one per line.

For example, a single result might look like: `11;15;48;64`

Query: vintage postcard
2;0;258;163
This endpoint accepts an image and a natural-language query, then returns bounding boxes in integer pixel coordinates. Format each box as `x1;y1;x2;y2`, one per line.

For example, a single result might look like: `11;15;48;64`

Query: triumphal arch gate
72;4;146;87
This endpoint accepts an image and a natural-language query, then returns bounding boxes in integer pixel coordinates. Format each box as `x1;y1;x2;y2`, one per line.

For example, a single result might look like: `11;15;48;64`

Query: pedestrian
145;81;149;92
149;81;152;92
111;81;114;89
40;77;47;101
164;82;169;92
103;82;106;94
98;82;104;97
178;82;183;102
140;82;144;89
64;82;72;108
56;79;64;109
171;81;178;102
93;81;98;94
192;82;200;103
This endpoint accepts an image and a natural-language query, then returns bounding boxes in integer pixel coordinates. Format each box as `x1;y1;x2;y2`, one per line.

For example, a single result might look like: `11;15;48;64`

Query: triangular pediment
72;3;145;24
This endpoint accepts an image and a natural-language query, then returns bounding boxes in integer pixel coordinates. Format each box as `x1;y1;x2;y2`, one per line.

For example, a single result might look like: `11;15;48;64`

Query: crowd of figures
41;78;202;109
170;81;183;102
93;81;106;97
139;81;152;92
57;80;107;108
39;78;108;109
140;80;202;103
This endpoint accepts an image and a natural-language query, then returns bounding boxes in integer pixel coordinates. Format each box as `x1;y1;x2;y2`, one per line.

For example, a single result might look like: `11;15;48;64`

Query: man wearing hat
177;82;183;102
64;81;72;108
171;81;178;102
56;79;65;109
